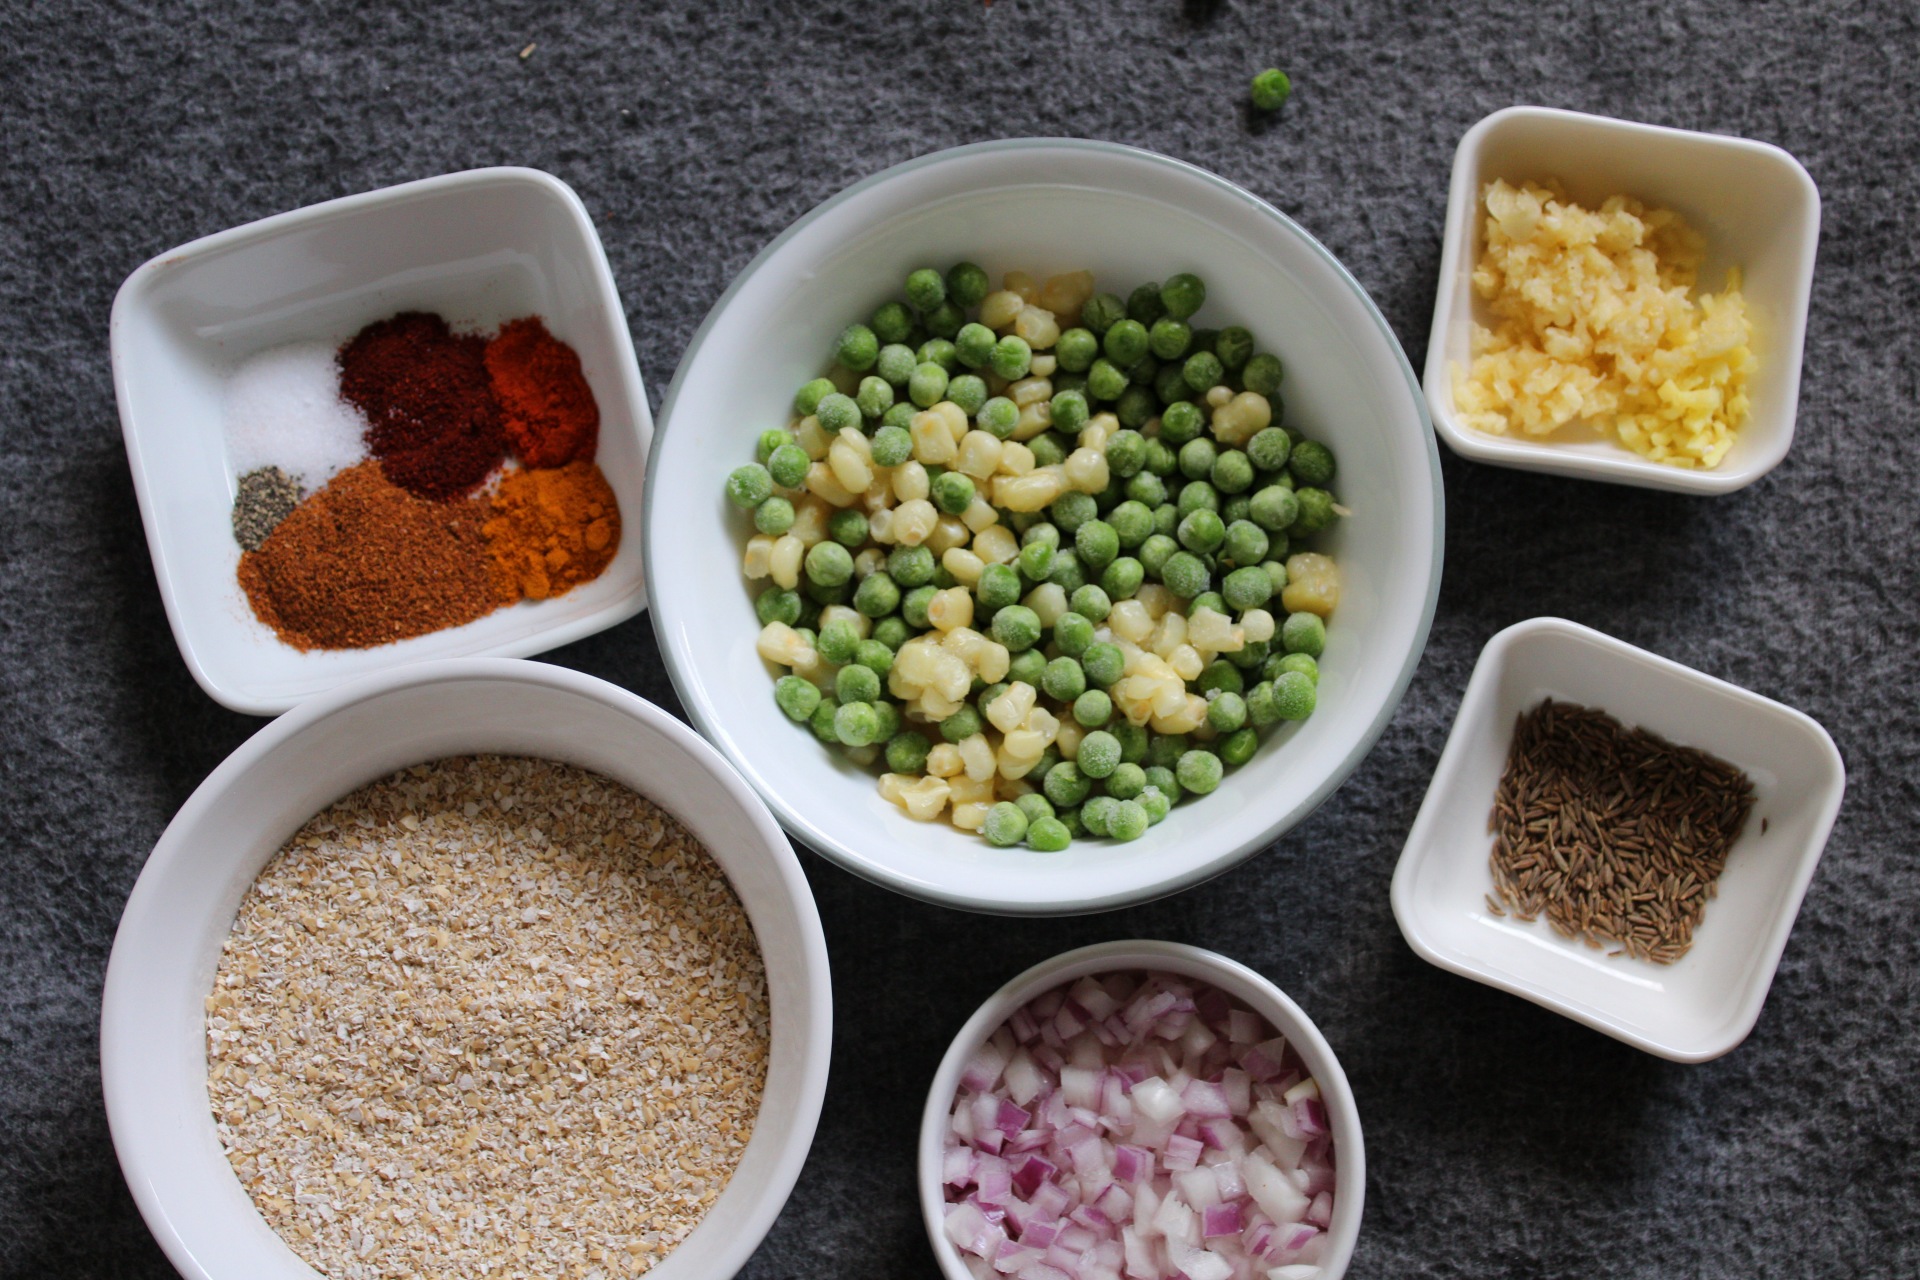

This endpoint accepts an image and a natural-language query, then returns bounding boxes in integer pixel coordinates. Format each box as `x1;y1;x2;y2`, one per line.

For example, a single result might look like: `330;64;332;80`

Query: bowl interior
917;940;1364;1280
101;664;828;1280
113;169;652;714
650;141;1440;913
1393;619;1844;1060
1427;108;1819;491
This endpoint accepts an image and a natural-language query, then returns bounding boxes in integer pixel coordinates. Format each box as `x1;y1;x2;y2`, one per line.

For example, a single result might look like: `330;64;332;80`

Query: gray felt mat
2;1;1916;1276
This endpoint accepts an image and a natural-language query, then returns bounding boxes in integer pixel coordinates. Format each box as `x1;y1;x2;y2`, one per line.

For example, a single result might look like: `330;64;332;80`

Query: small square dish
1390;617;1844;1061
1423;106;1820;494
111;167;651;716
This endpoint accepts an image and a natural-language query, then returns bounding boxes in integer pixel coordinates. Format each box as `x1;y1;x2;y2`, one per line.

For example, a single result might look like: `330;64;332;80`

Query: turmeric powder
483;462;622;602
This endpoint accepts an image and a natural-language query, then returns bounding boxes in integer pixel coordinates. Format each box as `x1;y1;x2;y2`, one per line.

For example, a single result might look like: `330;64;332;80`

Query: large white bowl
100;659;832;1280
646;139;1443;915
917;940;1365;1280
112;168;654;715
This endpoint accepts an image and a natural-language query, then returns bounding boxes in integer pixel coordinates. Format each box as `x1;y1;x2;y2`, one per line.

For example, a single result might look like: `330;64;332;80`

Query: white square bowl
1423;106;1820;494
111;167;652;716
1390;617;1844;1062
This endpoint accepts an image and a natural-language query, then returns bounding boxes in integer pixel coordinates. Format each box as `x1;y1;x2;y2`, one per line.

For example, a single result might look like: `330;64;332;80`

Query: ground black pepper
231;466;303;552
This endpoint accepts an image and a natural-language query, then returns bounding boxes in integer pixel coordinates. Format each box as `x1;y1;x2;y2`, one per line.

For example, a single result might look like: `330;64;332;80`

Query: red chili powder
484;317;601;468
338;312;507;499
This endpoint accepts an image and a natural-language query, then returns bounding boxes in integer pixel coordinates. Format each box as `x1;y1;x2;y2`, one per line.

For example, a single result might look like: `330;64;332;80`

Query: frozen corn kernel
1205;385;1234;410
861;473;896;512
949;771;996;806
1240;608;1276;643
853;547;886;579
790;497;832;546
933;400;970;443
756;621;819;673
957;733;997;782
1013;400;1053;441
1055;717;1085;759
973;524;1019;565
1009;376;1053;408
743;535;775;579
829;436;873;494
995;468;1066;513
1039;270;1095;321
1135;583;1174;619
891;498;939;546
1147;610;1187;656
1107;599;1154;643
1282;552;1341;617
961;495;1001;534
926;743;964;778
1080;413;1119;452
1004;270;1038;302
1063;447;1110;494
1151;694;1211;735
957;430;1005;480
806;460;860;507
986;682;1037;734
1187;607;1239;652
893;460;930;503
951;801;991;831
942;547;986;586
927;514;971;556
1209;390;1272;447
1015;306;1061;350
997;442;1036;476
1029;354;1057;378
869;507;897;543
996;751;1042;781
919;691;963;721
818;605;870;639
889;773;952;820
794;415;832;459
769;534;805;589
1168;644;1205;681
981;290;1026;329
1024;582;1069;627
927;587;975;633
911;410;959;465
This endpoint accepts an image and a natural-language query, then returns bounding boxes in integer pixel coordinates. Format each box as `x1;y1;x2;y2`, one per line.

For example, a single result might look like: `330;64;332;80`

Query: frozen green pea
1042;655;1087;701
1075;520;1119;571
1044;761;1093;807
876;343;917;386
753;496;795;535
946;374;988;416
805;577;851;607
1101;557;1144;599
1139;533;1178;577
1080;795;1119;838
1138;784;1171;825
1107;500;1154;549
836;662;881;706
1115;385;1156;430
726;464;773;510
1152;503;1180;537
1103;319;1150;368
1051;389;1091;434
836;323;879;371
991;605;1042;652
1178;509;1226;555
1282;611;1326;657
1110;722;1146;765
1208;691;1248;734
755;586;802;627
1197;661;1244;697
1159;272;1205;319
931;471;975;516
1271;669;1317;719
1160;551;1210;598
1098;435;1141;485
1026;520;1060;549
1106;799;1149;842
854;571;900;618
1146;734;1189;769
977;396;1020;440
1289;487;1337;537
1029;745;1062;783
955;322;997;369
1289;440;1337;487
1126;282;1167;326
1183;350;1224;393
947;261;990;308
1148;317;1192;361
1221;519;1269;567
1211;450;1255;494
1222;565;1274;611
1247;428;1292;473
853;640;894;676
1222;494;1252;526
1008;648;1047;686
1047;548;1087;592
930;565;957;591
983;801;1030;848
1017;538;1056;582
816;393;860;434
869;700;902;746
825;507;866;547
977;562;1023;611
1055;806;1084;837
1086;358;1131;402
871;301;913;345
1271;651;1319;685
1082;642;1125;688
816;620;861;666
1218;726;1259;766
870;425;914;468
1055;611;1095;657
1178;438;1217;482
1056;327;1099;372
882;402;917;431
909;362;950;408
855;375;894;420
1014;794;1055;826
1070;584;1112;622
1249;485;1299;533
905;267;946;313
805;541;853;587
1051;491;1098;534
940;705;984;744
834;702;883;747
901;584;939;628
889;544;936;588
925;301;964;339
975;682;1009;717
991;336;1032;381
1153;362;1191;408
1125;472;1167;508
1144;764;1181;802
1072;689;1113;728
1244;681;1281;728
1082;729;1121;782
1191;591;1228;617
1228;638;1270;672
1215;326;1253;372
917;338;955;370
808;696;840;744
885;730;932;774
871;616;909;650
794;377;836;417
1025;815;1072;851
1176;749;1223;796
1243;352;1285;397
756;428;789;464
1081;293;1127;335
768;444;811;492
1105;762;1148;800
1251;67;1292;111
1160;400;1204;445
773;675;821;723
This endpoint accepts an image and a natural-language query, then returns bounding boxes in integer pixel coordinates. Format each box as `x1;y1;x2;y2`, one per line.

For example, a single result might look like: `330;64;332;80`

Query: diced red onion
1162;1133;1203;1172
1293;1097;1329;1138
1200;1201;1244;1238
1306;1190;1333;1229
963;1042;1009;1093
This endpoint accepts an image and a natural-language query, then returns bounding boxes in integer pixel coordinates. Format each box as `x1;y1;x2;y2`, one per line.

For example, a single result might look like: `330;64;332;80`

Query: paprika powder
338;312;507;499
484;317;600;468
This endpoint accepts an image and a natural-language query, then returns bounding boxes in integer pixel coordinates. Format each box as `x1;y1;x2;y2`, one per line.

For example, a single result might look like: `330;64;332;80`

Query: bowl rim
99;656;832;1280
109;165;654;716
1422;104;1821;495
1389;615;1847;1062
914;939;1366;1280
644;136;1445;915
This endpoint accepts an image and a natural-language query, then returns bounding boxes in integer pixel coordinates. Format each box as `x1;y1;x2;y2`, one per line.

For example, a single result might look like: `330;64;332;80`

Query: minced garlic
1451;179;1755;469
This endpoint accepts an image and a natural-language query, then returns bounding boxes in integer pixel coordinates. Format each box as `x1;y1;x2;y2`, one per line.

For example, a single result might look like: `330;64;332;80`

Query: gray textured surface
3;1;1917;1276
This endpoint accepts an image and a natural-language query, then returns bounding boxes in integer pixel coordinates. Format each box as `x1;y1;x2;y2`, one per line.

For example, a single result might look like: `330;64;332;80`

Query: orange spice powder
483;462;622;602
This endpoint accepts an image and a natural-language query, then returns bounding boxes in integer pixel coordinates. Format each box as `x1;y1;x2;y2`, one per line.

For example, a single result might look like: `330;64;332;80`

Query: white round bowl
917;940;1366;1280
99;658;832;1280
647;138;1443;914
